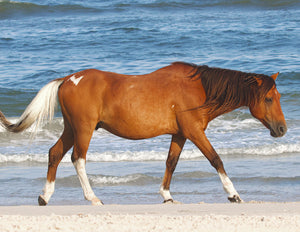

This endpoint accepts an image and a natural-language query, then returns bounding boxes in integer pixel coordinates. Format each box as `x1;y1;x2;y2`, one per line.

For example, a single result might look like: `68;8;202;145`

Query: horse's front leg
160;134;186;203
187;129;243;203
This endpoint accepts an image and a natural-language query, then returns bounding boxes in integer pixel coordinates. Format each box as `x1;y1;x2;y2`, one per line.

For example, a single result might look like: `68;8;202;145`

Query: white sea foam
217;143;300;156
1;143;299;164
0;153;48;163
208;117;261;131
89;173;157;186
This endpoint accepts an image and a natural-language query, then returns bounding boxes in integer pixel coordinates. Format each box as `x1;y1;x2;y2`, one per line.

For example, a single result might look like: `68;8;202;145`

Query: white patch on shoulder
69;75;84;86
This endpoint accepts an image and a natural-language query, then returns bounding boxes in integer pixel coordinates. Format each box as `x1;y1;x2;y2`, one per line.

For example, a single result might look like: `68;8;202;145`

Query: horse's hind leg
71;126;103;205
38;120;74;206
160;134;186;203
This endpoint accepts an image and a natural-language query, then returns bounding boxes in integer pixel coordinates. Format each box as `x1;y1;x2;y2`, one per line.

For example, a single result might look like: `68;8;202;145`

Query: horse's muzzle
270;122;287;137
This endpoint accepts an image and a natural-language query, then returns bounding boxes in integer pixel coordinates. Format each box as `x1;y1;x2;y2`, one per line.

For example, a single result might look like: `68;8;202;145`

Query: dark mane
177;62;275;115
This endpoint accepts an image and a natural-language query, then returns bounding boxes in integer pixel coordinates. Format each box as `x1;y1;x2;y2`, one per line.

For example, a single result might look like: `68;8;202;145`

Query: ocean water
0;0;299;205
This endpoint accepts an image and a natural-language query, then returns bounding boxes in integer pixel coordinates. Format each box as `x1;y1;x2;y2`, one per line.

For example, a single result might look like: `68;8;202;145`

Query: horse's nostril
279;125;287;135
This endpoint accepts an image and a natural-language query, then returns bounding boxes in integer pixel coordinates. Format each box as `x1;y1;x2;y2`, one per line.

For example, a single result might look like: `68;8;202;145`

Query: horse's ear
270;72;279;81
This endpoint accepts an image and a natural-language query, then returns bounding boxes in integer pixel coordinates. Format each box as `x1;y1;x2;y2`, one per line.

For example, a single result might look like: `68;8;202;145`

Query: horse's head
249;73;287;137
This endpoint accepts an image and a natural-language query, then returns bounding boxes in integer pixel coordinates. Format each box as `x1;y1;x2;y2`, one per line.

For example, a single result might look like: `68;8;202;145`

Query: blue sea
0;0;299;206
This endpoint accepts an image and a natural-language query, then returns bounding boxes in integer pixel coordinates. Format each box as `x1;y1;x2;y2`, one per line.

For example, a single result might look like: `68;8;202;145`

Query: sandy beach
0;202;299;232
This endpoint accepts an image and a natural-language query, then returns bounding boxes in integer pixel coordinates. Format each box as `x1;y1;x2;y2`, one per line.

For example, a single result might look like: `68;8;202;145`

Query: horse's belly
99;110;178;140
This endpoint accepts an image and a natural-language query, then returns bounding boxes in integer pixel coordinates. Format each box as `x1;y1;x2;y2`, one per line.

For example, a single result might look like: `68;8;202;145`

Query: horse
0;62;287;205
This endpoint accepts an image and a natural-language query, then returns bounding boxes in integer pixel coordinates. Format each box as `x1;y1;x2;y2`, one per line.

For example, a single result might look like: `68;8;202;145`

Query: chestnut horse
0;62;287;205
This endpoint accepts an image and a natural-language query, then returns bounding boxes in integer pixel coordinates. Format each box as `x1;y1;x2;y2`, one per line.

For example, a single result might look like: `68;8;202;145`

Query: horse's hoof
163;199;174;204
163;199;182;204
228;195;243;203
91;198;104;206
38;195;47;206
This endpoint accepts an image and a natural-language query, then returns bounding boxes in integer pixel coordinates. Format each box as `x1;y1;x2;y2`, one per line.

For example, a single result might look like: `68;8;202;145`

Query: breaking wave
1;143;299;164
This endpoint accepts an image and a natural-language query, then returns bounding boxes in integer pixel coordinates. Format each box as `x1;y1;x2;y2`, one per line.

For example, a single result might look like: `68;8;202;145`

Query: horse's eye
265;97;273;103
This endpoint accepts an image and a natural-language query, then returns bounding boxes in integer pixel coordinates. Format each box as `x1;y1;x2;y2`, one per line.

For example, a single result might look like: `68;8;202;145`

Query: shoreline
1;202;300;216
1;202;299;232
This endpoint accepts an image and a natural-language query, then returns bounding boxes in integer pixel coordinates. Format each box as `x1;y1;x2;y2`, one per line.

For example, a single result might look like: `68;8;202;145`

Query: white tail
0;79;64;135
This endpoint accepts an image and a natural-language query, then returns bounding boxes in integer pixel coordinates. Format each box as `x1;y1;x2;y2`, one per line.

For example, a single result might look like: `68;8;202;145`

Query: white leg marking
68;75;84;86
218;172;239;197
73;158;103;205
40;180;55;204
159;185;173;202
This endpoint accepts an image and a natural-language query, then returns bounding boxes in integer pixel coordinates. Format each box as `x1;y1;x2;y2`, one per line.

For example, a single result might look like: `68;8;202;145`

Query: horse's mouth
270;128;279;137
261;119;287;138
269;123;287;138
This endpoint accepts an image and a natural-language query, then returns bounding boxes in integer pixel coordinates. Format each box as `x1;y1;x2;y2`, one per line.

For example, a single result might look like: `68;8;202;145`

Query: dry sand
1;202;299;232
